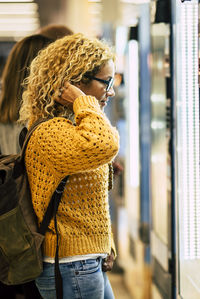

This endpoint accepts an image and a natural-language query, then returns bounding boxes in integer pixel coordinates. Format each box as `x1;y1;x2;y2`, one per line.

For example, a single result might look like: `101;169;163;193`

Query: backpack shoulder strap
38;175;69;235
19;127;28;150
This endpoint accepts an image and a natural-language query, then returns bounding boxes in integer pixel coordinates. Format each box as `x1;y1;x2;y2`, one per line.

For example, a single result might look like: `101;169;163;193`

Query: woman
19;33;119;299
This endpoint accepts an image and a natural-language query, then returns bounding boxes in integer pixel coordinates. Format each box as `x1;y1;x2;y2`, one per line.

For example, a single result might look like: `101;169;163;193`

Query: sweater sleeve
30;95;119;175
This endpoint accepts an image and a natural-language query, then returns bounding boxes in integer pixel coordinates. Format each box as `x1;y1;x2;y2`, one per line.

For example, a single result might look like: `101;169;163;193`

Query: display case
174;0;200;298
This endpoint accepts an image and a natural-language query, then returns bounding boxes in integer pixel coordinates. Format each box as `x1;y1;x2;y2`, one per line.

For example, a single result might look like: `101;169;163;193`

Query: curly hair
19;33;115;125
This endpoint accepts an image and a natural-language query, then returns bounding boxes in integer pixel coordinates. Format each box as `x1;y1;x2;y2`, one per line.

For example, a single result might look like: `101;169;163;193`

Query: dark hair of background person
0;25;73;124
37;24;73;39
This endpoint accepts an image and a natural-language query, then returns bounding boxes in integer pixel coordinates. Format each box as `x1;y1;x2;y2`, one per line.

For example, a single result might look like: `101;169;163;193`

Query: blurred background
1;0;200;299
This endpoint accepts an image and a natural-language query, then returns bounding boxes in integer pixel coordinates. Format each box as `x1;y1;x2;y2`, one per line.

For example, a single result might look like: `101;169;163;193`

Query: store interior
1;1;200;299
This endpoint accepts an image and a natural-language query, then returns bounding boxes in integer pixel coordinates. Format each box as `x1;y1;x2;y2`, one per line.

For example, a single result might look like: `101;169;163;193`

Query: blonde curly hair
19;33;115;125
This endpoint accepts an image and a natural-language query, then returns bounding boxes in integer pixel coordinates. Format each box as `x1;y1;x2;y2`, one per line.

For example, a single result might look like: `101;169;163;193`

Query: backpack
0;119;69;299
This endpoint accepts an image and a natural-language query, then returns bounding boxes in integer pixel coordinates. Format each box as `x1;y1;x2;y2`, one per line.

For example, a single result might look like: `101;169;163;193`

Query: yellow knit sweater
25;95;119;258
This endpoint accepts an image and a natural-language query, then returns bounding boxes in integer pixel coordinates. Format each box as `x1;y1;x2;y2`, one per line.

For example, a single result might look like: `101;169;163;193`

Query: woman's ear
75;81;88;95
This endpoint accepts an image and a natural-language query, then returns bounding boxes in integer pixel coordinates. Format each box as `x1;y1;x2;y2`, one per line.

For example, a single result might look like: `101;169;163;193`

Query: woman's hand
55;82;85;106
102;250;115;272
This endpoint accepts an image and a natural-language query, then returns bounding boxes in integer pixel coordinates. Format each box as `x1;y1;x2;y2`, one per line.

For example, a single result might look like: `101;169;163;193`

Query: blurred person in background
0;24;73;155
0;24;73;299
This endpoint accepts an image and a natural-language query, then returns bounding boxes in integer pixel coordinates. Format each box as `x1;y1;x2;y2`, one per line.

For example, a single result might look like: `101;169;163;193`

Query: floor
108;273;133;299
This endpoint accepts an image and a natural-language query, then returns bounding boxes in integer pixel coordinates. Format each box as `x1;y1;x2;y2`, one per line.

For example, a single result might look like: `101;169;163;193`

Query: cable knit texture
25;95;119;258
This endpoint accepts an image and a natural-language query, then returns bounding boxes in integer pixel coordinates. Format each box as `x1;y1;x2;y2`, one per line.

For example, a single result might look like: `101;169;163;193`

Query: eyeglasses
85;76;114;92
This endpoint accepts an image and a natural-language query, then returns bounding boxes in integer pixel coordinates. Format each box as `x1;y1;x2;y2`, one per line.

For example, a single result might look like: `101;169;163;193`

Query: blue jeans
35;258;115;299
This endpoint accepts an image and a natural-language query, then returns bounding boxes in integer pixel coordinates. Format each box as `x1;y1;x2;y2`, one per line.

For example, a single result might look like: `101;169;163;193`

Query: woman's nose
107;86;115;97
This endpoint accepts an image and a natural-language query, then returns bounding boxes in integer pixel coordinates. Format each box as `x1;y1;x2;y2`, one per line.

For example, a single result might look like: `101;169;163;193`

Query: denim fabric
35;258;115;299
